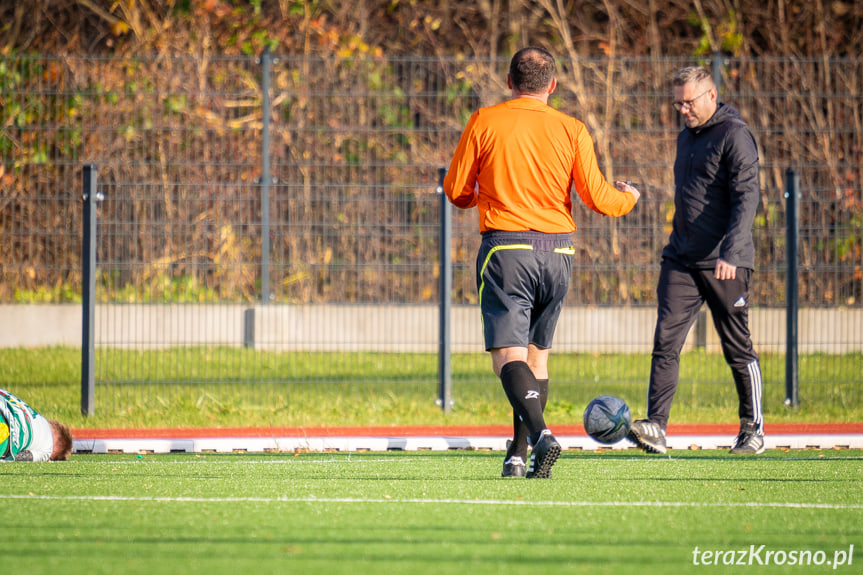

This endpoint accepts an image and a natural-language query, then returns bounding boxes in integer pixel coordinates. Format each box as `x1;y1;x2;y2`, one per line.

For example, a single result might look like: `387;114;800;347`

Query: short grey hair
673;66;714;88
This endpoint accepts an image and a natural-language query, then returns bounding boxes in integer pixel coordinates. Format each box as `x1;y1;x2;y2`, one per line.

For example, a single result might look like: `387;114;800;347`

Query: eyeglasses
672;89;710;112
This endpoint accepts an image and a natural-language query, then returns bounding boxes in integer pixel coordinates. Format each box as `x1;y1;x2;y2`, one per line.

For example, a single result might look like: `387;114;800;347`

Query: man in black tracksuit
629;66;765;455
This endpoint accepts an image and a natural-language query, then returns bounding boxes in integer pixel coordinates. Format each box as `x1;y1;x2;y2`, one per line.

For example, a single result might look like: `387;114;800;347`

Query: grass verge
1;347;860;429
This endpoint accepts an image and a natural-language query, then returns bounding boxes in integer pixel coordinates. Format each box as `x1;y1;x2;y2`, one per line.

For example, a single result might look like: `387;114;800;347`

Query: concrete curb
73;432;863;454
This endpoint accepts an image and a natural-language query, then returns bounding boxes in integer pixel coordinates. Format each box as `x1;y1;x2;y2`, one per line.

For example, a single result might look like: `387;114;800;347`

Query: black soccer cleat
627;419;668;454
526;430;561;479
501;455;527;478
729;421;765;454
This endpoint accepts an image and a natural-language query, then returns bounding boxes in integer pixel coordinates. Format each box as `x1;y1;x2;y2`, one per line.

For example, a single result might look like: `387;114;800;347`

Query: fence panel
0;54;860;416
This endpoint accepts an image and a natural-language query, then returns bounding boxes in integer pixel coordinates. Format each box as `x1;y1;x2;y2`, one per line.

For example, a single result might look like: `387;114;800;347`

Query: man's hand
14;450;34;461
615;181;641;202
714;258;737;280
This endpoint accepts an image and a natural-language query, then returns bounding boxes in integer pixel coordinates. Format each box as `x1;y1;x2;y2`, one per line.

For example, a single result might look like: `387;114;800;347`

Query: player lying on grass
444;46;640;478
1;387;73;462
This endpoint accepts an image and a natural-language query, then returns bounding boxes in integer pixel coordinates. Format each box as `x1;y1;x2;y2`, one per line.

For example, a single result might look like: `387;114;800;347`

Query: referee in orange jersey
444;46;641;478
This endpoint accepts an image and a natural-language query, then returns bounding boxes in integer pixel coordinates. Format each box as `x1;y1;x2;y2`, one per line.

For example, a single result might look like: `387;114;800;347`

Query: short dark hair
509;47;555;95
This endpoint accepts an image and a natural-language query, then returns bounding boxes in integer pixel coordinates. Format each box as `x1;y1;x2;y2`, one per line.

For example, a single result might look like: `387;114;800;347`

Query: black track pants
647;259;763;432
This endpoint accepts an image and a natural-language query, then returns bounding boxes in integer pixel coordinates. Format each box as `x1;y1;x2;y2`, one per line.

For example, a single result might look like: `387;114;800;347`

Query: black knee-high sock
508;378;548;459
500;361;547;446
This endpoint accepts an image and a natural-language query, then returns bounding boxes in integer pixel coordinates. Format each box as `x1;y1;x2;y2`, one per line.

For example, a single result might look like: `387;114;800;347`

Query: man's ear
548;77;557;94
506;74;513;90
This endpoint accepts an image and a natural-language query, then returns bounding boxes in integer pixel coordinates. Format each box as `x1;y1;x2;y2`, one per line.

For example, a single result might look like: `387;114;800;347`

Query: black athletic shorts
475;230;573;351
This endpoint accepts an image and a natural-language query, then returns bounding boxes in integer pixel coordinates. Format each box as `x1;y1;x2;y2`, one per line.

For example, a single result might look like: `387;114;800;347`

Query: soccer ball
583;395;632;444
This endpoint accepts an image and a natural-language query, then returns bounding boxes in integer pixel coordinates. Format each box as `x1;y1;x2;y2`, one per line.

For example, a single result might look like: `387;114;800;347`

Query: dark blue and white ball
583;395;632;444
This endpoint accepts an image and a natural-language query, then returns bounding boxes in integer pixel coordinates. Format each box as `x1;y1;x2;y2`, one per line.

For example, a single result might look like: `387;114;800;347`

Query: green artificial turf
2;450;861;574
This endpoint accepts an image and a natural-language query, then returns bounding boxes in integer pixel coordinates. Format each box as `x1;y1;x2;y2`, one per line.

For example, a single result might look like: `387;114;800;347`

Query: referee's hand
615;180;641;202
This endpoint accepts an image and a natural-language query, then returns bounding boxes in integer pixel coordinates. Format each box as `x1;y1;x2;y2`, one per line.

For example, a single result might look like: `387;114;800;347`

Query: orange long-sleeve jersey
443;97;636;233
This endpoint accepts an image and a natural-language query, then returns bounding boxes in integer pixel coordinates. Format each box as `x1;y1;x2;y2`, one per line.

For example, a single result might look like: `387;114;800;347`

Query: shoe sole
627;429;668;455
729;445;765;455
526;442;561;479
501;469;526;478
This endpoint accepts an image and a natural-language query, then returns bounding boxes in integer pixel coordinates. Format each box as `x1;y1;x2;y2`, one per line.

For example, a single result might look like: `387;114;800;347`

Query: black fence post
260;48;273;305
784;169;800;407
436;167;452;413
712;51;723;96
81;164;101;416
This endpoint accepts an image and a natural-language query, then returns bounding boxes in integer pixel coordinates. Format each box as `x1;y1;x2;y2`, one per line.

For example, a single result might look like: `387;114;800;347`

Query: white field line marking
66;455;863;464
93;458;425;464
0;494;860;510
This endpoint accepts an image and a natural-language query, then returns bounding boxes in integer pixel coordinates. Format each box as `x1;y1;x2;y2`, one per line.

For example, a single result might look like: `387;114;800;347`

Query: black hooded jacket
663;103;759;270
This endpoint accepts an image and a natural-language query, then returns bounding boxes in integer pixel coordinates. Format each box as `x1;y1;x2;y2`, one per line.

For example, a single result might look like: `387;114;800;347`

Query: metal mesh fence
1;54;860;414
